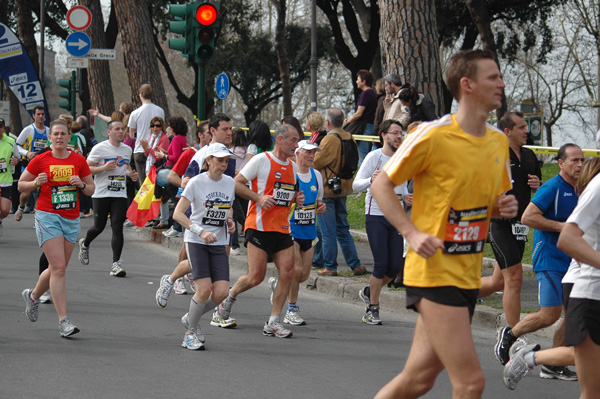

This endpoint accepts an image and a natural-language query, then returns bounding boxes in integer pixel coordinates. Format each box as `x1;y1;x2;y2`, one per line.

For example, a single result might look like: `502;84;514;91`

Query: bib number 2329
443;206;488;255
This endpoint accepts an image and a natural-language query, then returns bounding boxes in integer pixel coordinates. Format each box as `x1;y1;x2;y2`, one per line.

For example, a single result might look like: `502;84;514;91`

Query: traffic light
58;74;75;113
194;2;220;63
168;3;194;58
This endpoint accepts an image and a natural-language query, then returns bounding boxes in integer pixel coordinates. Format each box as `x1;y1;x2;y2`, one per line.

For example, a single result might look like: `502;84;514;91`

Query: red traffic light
196;3;217;25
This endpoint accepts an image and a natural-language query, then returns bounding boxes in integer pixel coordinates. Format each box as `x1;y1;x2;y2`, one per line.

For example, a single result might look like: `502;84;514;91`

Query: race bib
0;158;6;173
273;182;295;207
443;206;488;255
51;185;77;210
294;203;316;225
202;200;231;226
108;175;126;191
33;138;46;152
511;222;529;242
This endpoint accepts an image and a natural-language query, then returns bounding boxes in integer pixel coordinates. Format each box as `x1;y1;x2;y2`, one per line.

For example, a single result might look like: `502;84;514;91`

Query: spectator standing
398;84;438;123
140;116;169;229
306;111;327;145
382;73;411;129
247;120;273;160
344;69;378;166
312;108;365;276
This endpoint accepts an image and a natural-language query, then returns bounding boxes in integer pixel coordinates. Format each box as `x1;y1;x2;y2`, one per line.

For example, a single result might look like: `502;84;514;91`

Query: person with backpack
312;108;365;276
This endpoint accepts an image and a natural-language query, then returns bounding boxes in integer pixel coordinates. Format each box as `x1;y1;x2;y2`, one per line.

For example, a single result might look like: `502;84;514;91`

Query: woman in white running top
557;157;600;398
173;143;236;350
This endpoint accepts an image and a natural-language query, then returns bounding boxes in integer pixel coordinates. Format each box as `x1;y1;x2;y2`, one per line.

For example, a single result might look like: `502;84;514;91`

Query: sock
228;293;237;301
269;315;280;324
288;303;297;312
369;303;379;309
187;298;203;332
364;286;371;298
30;291;39;303
507;329;516;343
202;299;218;316
166;276;174;285
524;351;537;368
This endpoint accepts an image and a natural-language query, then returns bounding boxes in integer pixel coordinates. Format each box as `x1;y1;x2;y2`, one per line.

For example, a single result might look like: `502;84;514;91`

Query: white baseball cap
206;143;236;158
295;140;321;154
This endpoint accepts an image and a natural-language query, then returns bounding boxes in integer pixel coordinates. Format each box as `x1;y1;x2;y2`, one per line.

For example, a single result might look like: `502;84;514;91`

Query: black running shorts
406;286;479;320
565;298;600;346
489;220;526;270
245;228;293;255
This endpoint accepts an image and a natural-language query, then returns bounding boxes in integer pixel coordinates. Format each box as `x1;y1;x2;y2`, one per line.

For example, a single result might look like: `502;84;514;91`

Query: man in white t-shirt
78;120;138;277
128;84;164;183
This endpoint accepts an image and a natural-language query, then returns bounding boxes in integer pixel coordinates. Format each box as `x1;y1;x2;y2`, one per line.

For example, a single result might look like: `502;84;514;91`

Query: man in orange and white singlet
211;124;304;338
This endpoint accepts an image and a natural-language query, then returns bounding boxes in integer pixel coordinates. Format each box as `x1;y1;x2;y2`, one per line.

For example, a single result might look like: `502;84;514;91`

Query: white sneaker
185;273;196;293
110;260;126;277
162;226;175;236
230;247;240;256
156;275;173;308
39;290;52;303
181;330;205;350
124;219;134;227
174;278;187;295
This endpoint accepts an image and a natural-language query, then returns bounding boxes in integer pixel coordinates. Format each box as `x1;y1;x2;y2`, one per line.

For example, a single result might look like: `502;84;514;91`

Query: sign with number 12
0;23;49;126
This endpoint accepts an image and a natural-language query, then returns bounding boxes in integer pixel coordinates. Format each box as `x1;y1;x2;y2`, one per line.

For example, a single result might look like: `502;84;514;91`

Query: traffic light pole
71;70;77;119
198;62;206;120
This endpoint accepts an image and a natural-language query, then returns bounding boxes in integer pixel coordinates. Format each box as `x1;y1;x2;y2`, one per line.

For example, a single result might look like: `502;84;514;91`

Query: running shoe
181;313;206;343
22;288;39;322
263;320;293;338
284;307;306;326
59;316;80;337
268;277;277;305
495;326;516;366
174;278;188;295
162;226;176;237
78;238;89;265
539;365;578;381
362;305;382;325
230;247;240;256
14;206;23;222
215;296;235;319
110;260;126;277
185;273;196;293
358;286;370;308
503;343;538;390
39;290;52;304
156;275;173;308
123;219;134;227
181;330;205;350
509;335;541;359
210;312;237;328
81;210;93;218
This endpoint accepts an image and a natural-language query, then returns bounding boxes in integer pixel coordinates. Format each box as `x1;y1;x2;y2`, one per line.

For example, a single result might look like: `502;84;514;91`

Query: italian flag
126;165;161;227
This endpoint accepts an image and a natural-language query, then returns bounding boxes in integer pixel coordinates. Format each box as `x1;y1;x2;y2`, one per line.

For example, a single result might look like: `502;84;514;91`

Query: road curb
134;225;559;341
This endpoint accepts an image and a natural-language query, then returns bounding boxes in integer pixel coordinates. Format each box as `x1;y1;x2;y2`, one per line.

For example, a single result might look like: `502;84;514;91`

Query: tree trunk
271;0;292;118
379;0;444;116
465;0;507;118
113;0;169;117
15;0;39;81
80;0;115;116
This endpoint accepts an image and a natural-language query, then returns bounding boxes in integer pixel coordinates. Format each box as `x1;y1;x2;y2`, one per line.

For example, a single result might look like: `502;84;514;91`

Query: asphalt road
0;215;581;398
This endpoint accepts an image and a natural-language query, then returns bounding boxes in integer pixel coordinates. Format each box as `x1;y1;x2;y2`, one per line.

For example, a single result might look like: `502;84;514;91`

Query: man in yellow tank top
371;50;518;399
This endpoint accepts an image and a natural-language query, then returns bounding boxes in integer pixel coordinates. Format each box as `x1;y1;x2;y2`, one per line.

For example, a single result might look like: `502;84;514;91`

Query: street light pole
309;0;318;111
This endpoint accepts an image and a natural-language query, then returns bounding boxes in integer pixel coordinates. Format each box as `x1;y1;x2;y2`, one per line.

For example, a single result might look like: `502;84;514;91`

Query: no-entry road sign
66;6;92;31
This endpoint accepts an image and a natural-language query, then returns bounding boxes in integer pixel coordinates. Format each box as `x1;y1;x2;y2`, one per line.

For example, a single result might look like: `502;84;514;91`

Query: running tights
84;197;128;262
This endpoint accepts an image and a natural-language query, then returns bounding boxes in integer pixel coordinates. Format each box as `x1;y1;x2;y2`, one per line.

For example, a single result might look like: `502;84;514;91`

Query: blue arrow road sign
65;32;91;57
216;72;230;100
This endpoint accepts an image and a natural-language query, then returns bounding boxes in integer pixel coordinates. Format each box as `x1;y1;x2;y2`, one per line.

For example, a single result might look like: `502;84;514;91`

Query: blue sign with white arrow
65;32;91;57
216;72;230;100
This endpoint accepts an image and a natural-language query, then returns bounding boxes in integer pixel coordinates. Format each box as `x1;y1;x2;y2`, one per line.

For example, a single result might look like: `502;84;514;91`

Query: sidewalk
135;225;559;340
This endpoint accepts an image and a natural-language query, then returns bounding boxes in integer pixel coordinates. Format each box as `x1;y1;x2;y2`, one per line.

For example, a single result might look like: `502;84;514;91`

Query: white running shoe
156;275;173;308
22;288;39;322
210;311;237;328
230;247;240;256
39;290;52;303
263;320;293;338
78;238;89;265
110;260;126;277
284;307;306;326
181;313;206;343
181;330;205;350
174;278;187;295
185;273;196;293
59;316;80;338
503;344;537;390
268;277;277;305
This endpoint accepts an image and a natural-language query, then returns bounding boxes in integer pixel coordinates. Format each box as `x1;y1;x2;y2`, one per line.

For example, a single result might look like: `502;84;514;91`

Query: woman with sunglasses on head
140;116;170;228
20;120;94;338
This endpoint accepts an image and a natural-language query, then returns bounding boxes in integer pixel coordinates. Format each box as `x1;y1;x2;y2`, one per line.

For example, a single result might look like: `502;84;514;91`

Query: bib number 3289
443;206;488;255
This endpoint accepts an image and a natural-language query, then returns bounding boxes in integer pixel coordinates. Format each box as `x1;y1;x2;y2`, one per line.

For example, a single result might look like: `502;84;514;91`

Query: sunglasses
150;124;162;128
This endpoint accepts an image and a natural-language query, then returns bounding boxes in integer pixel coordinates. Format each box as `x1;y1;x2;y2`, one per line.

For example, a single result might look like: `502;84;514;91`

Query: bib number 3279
443;206;488;255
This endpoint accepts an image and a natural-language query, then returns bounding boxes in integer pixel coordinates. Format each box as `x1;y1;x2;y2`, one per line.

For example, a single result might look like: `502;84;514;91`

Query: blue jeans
316;197;361;271
357;123;375;168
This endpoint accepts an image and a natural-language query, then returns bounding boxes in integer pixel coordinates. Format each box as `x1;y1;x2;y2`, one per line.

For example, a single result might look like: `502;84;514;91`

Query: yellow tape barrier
524;146;600;157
